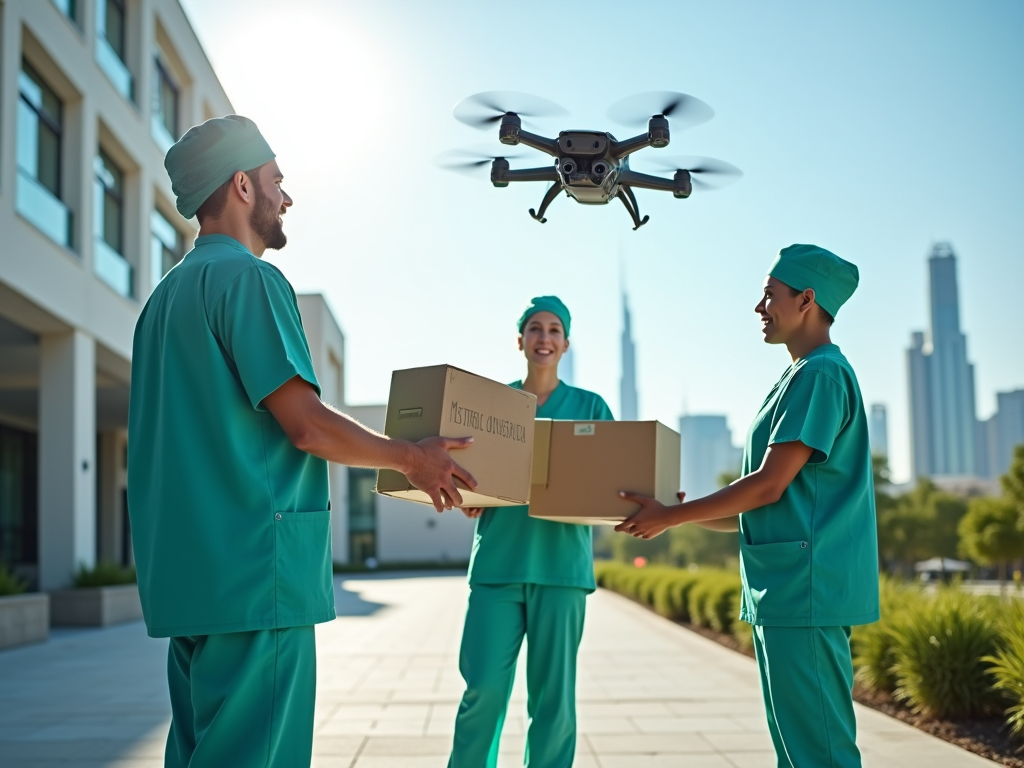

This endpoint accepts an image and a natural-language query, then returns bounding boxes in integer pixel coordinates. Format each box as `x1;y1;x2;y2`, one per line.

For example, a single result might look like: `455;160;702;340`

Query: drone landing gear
618;186;650;230
529;182;563;224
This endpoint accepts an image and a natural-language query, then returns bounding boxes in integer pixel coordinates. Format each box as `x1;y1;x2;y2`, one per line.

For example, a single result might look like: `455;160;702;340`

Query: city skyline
619;291;638;421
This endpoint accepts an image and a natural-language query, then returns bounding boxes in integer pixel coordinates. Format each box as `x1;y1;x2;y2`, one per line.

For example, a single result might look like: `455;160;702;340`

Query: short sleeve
592;395;615;421
769;371;848;463
210;265;320;410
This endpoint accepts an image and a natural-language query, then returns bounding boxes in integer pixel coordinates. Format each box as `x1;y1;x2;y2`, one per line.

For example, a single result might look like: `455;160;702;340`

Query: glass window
150;209;182;290
348;468;377;565
94;150;133;298
151;58;178;152
51;0;78;24
16;62;73;248
0;425;39;573
96;0;133;101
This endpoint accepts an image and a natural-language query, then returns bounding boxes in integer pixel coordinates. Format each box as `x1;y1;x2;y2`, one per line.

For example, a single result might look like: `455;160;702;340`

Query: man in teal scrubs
129;115;476;768
449;297;613;768
615;245;879;767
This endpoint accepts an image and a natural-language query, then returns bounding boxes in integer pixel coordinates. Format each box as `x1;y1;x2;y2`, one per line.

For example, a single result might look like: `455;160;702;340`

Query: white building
678;414;742;501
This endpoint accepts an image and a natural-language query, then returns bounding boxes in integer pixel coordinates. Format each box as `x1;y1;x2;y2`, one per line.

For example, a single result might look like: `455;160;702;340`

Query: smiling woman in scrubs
616;245;879;768
449;296;613;768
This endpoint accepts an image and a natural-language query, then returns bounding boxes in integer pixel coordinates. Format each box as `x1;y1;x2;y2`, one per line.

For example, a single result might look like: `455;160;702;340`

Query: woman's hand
614;492;681;539
461;507;485;518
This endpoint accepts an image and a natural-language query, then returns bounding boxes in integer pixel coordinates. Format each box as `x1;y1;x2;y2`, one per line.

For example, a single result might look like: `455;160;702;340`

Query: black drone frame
487;113;692;230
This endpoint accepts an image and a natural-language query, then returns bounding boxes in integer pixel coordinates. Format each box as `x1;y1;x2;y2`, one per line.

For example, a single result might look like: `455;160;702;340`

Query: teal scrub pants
165;626;316;768
753;625;861;768
449;583;587;768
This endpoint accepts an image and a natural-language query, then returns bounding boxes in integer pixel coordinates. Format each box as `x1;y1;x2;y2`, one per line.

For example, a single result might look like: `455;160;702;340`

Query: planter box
50;584;142;627
0;593;49;650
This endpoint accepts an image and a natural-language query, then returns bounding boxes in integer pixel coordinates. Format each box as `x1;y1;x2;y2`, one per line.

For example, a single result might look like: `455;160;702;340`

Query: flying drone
437;91;741;230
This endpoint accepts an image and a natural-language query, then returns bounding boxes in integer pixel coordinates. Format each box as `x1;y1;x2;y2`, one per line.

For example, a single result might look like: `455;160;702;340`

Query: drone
437;91;741;230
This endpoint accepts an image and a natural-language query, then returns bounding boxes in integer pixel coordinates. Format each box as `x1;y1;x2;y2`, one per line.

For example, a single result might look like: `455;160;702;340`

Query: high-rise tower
620;291;638;420
906;243;979;478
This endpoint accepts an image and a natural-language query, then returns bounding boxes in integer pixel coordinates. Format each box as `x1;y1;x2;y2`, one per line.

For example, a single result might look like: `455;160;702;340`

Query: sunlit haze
177;0;1024;483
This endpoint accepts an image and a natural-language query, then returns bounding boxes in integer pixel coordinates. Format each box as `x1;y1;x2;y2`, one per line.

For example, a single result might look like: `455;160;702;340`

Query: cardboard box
528;419;681;525
376;365;537;506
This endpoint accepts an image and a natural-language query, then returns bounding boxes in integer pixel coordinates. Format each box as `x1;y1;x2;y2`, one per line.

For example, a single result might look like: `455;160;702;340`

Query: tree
958;496;1024;590
1003;444;1024;528
875;474;967;575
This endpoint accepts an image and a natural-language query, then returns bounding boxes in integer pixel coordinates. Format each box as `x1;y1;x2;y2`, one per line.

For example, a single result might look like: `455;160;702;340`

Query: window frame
17;61;64;199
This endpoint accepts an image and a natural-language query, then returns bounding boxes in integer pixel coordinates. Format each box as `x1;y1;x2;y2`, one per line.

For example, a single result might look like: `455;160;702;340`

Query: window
51;0;79;25
94;150;133;298
16;61;73;248
0;425;39;574
151;56;178;152
96;0;133;101
150;209;182;291
348;468;377;565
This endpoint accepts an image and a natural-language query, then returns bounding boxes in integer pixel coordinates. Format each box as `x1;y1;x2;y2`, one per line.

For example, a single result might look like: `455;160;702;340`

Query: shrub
984;599;1024;740
653;571;699;620
0;563;27;596
852;577;923;693
635;567;673;607
729;591;754;652
891;586;1002;718
73;561;137;588
702;573;742;633
688;569;732;629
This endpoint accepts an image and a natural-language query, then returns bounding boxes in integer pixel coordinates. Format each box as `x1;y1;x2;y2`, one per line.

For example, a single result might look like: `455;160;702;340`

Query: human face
755;276;808;345
517;311;569;369
249;159;292;251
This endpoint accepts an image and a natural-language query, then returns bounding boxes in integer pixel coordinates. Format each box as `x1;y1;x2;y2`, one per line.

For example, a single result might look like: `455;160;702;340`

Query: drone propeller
434;146;531;177
607;91;714;131
453;91;569;130
642;156;743;190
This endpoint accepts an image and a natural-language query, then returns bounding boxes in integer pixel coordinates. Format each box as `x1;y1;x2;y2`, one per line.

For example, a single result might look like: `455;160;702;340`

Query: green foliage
730;590;754;651
73;560;137;587
653;571;700;621
984;599;1024;739
0;563;27;596
877;477;968;575
851;577;922;692
687;569;740;630
1002;444;1024;523
891;587;1002;719
958;496;1024;582
607;525;673;564
668;524;738;569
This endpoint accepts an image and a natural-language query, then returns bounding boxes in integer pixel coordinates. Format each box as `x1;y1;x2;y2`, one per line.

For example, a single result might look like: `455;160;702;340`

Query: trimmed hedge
73;561;137;587
596;560;1024;741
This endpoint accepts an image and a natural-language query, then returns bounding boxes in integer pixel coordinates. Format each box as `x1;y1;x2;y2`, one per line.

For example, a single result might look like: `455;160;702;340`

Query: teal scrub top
127;235;336;638
468;381;614;592
738;343;879;628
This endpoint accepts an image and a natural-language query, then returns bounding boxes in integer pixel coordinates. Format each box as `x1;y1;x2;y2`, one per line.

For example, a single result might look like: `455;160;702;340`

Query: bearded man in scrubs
128;115;476;768
448;296;613;768
615;245;879;768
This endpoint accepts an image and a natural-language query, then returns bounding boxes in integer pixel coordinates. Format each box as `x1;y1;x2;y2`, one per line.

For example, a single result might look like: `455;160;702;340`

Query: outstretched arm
614;441;814;539
263;376;477;512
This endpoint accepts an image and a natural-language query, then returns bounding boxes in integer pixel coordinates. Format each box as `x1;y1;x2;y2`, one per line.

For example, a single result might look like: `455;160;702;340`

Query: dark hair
788;286;835;325
196;165;262;224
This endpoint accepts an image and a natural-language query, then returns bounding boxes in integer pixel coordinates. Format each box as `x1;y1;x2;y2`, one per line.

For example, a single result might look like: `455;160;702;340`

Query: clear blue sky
179;0;1024;483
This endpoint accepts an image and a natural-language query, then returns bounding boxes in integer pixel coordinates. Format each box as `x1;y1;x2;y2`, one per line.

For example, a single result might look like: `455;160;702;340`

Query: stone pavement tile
632;716;745;733
312;735;365;756
361;735;451;755
576;715;641;734
585;733;716;754
368;718;430;735
353;758;446;768
318;718;378;735
721;751;778;768
599;754;735;768
665;699;765;716
576;701;675;717
703;730;775;752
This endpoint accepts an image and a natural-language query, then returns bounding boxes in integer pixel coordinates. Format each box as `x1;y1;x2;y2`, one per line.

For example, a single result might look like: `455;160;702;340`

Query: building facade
0;0;232;589
868;403;889;458
978;389;1024;480
620;291;637;420
906;243;980;480
678;414;742;501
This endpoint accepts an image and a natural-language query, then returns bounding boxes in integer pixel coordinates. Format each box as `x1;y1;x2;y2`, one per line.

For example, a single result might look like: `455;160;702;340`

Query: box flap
531;419;552;487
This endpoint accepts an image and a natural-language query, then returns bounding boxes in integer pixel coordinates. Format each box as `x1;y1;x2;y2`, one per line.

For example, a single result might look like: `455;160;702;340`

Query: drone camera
499;112;522;145
648;115;670;148
558;131;606;156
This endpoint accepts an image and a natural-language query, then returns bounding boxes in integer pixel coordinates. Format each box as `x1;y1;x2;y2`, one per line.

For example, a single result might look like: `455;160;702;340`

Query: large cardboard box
528;420;681;525
376;365;537;506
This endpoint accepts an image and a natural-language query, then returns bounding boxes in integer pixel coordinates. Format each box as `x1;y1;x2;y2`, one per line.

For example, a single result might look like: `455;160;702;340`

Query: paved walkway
0;573;997;767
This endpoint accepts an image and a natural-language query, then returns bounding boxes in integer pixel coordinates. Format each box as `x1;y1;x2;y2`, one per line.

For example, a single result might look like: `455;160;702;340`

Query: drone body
439;92;740;230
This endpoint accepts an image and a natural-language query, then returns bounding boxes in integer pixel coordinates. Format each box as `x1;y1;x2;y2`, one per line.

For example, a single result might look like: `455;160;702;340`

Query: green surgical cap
518;296;571;338
164;115;276;219
768;244;859;318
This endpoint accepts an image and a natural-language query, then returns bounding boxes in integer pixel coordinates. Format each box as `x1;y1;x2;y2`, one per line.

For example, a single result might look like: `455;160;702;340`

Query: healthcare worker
615;244;879;768
448;296;613;768
129;115;476;768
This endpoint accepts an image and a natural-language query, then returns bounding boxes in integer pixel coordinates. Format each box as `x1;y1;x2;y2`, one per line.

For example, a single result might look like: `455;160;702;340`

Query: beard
250;182;287;251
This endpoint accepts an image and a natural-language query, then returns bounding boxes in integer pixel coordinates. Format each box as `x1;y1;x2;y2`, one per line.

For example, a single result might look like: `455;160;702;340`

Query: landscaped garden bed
595;559;1024;767
50;562;141;627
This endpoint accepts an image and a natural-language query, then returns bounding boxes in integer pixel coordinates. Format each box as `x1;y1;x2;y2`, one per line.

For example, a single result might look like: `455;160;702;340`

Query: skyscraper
678;415;743;500
978;389;1024;479
559;345;575;387
869;404;889;458
906;243;979;479
620;291;638;420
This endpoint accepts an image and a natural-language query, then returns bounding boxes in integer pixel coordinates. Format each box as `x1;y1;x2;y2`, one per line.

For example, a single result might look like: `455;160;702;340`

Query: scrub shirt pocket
740;540;811;624
274;510;333;624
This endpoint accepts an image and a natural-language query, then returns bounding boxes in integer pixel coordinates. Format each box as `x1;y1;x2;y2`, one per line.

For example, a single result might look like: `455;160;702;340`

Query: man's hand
405;436;478;513
461;507;485;519
614;492;679;539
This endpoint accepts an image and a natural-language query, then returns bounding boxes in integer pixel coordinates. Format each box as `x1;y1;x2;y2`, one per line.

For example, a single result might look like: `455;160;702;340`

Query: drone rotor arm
513;129;561;157
611;133;655;160
504;166;559;183
617;170;678;193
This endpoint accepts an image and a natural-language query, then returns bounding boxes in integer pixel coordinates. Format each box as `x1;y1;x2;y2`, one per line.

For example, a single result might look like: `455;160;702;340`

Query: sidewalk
0;573;998;767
